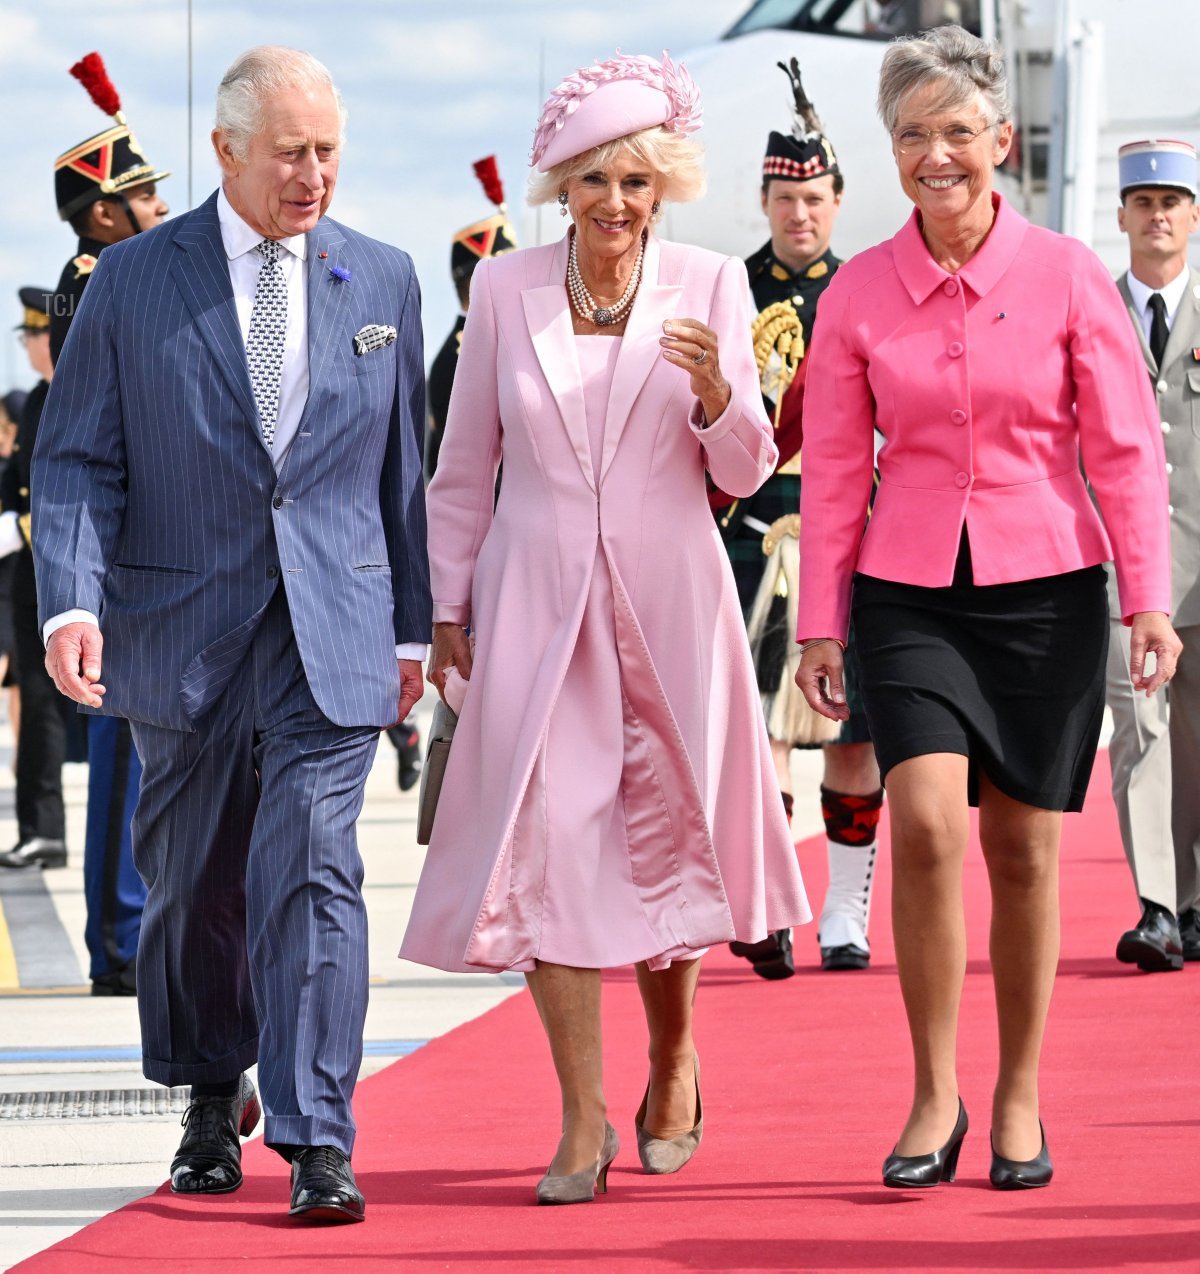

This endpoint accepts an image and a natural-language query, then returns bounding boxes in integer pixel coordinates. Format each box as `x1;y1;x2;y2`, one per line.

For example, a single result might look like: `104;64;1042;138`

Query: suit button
943;280;959;297
18;487;28;497
948;341;964;358
950;409;967;425
267;565;278;579
955;472;970;488
272;495;284;509
1156;380;1168;394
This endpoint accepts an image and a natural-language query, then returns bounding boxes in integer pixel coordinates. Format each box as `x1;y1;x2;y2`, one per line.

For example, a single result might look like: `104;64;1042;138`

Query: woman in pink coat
400;53;810;1204
795;26;1181;1191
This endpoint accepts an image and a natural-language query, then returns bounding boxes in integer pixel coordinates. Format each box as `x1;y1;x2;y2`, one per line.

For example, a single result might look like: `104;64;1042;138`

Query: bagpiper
721;61;884;978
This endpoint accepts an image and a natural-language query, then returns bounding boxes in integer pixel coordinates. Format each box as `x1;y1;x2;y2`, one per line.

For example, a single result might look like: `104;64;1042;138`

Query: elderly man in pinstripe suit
32;47;430;1223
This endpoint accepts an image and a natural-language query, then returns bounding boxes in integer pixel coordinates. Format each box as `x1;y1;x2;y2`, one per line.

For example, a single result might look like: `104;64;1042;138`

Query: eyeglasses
891;121;994;154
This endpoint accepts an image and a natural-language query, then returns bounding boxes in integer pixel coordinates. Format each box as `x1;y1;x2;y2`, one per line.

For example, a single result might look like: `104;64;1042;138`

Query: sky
0;0;749;391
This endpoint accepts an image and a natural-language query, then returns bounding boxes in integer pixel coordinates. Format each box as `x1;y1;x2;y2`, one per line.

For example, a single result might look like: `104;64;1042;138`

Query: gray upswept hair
214;46;347;161
877;25;1011;134
527;127;707;208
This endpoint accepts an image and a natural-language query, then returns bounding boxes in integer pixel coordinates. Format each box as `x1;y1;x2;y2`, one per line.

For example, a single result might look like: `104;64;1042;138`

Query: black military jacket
49;236;106;367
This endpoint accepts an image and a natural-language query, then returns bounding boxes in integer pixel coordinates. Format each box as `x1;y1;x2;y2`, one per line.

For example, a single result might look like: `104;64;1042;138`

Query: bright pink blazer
797;194;1171;642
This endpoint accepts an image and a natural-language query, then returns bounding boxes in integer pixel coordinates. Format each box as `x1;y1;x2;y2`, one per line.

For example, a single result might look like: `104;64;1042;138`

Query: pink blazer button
955;472;970;488
943;280;959;297
950;408;967;425
947;341;964;358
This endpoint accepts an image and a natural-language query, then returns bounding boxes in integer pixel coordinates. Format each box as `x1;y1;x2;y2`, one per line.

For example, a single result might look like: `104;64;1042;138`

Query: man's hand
397;659;424;724
45;622;106;708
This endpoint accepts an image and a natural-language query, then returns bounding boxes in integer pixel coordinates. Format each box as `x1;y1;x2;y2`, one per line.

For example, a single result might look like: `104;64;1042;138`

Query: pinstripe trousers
130;586;379;1157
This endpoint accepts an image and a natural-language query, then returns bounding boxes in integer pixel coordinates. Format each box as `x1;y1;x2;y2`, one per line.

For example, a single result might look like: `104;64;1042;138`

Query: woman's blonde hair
527;126;706;207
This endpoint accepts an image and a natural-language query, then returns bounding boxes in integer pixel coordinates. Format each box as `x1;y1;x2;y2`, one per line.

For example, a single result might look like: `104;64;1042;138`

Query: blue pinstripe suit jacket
31;190;431;731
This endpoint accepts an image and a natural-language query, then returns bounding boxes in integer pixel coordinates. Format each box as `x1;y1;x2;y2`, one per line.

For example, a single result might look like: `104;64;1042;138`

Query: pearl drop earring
558;191;568;217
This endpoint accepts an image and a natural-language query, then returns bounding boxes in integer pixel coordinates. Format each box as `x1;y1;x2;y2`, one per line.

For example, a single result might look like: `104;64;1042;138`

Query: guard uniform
44;53;169;993
393;160;518;790
0;290;77;873
724;62;883;979
1108;139;1200;970
425;156;518;481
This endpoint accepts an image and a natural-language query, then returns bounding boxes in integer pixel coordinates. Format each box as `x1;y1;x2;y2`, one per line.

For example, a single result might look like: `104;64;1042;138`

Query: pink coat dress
399;234;811;974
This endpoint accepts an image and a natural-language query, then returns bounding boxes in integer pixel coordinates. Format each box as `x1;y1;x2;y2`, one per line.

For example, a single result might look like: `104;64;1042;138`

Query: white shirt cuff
0;511;23;559
43;609;100;647
396;642;429;662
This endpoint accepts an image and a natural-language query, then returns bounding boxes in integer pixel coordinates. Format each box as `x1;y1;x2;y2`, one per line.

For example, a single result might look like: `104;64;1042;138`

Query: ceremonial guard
25;53;169;996
0;289;75;873
720;63;883;978
425;156;518;481
1108;139;1200;971
390;159;518;790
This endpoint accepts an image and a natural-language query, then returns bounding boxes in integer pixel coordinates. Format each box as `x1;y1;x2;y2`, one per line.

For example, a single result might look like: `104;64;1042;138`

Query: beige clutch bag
416;697;458;846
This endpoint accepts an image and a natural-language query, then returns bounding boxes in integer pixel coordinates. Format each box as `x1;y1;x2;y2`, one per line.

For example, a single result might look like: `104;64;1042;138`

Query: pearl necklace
567;229;645;326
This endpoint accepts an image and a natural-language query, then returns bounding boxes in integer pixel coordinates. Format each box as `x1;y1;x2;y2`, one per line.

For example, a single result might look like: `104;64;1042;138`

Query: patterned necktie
1148;292;1169;369
246;239;287;447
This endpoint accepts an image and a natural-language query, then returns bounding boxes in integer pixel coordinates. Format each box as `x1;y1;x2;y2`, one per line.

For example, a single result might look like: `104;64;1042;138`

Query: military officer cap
2;389;28;423
451;156;518;287
55;52;170;222
1118;139;1197;199
763;59;840;185
14;287;52;333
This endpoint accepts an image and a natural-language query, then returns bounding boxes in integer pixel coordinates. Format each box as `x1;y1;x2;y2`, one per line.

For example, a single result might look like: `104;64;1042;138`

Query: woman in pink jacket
796;26;1181;1191
400;54;810;1204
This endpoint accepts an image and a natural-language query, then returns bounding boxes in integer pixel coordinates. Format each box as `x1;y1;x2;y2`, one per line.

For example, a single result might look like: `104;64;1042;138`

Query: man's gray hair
877;25;1011;133
215;46;347;160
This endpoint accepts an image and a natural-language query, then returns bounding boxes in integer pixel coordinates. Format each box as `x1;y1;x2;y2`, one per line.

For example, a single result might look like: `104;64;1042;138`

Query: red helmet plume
70;52;123;122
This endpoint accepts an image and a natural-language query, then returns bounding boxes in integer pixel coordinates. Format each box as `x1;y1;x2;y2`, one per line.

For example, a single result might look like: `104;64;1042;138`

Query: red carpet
17;755;1200;1272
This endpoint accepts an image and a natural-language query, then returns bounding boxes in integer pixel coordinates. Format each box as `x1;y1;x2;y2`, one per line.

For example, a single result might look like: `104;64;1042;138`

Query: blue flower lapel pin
328;263;352;283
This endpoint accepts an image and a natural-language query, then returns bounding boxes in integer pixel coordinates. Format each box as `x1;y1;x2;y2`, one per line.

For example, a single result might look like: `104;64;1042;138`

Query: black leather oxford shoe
289;1146;365;1223
0;838;67;870
1178;908;1200;963
729;929;795;980
91;961;136;997
1116;899;1183;972
170;1074;261;1194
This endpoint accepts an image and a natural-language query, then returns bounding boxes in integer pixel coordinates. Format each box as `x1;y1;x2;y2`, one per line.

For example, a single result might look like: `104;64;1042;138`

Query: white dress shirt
217;186;309;462
1125;263;1190;344
45;189;427;664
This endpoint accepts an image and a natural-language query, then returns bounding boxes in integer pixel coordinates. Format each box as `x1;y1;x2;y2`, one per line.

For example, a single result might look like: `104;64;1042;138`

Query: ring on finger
693;349;708;366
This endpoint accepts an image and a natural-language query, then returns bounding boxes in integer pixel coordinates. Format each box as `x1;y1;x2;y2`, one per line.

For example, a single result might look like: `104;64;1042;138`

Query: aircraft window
724;0;981;39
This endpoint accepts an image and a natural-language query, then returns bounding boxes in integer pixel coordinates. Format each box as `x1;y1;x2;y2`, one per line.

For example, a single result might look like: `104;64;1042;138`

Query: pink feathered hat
531;52;702;173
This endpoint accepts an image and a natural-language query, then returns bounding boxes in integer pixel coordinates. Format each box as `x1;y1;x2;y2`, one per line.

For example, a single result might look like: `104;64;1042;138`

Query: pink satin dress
512;336;705;970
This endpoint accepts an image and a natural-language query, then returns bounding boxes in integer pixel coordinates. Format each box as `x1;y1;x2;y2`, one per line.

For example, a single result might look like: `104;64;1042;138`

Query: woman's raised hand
660;319;731;423
794;639;850;722
429;622;474;704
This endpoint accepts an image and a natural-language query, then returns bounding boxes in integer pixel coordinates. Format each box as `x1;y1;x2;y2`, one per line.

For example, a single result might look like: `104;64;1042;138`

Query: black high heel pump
990;1122;1052;1189
882;1099;968;1188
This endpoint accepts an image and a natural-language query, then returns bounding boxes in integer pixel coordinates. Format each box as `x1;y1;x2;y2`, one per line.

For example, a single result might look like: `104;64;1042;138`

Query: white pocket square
353;324;398;355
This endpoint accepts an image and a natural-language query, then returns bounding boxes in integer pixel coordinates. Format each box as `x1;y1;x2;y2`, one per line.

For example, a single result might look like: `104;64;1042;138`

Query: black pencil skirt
850;535;1109;812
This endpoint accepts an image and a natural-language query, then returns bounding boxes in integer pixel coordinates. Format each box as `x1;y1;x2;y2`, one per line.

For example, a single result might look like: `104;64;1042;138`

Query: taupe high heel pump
635;1057;703;1175
535;1121;620;1205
